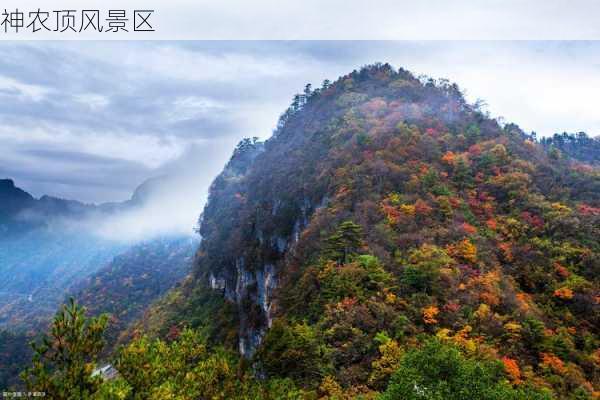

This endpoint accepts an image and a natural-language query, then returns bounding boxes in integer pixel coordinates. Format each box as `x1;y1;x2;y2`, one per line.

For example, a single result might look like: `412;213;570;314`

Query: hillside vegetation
22;64;600;399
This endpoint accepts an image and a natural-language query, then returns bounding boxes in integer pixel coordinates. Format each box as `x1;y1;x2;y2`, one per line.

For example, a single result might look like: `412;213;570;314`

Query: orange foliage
340;297;358;309
515;293;532;313
448;196;462;208
480;291;500;307
502;357;522;384
381;203;401;225
540;352;566;374
553;287;574;300
422;306;439;325
441;151;456;165
462;222;477;235
498;242;513;262
414;199;433;215
486;218;497;230
593;349;600;366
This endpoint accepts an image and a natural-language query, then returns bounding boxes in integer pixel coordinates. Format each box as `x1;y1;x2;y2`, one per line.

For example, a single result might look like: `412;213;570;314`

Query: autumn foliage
36;63;597;399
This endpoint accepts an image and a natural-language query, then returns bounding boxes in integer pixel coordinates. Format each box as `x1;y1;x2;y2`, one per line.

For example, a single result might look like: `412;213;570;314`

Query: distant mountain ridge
0;175;199;330
0;177;151;233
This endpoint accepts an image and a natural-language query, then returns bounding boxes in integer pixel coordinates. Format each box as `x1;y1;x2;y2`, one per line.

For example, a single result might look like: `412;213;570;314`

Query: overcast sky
1;41;599;204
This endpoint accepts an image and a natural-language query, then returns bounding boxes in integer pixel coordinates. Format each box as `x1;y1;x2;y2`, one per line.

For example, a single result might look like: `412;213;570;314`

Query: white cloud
73;93;110;110
1;41;599;207
167;96;224;122
0;75;49;101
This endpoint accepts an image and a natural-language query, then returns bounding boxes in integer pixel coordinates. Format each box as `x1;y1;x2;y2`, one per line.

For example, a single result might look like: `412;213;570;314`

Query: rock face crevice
204;187;330;356
199;137;327;356
208;261;278;356
207;224;299;356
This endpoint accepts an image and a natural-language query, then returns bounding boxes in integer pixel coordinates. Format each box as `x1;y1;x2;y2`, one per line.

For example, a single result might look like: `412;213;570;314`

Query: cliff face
157;64;599;396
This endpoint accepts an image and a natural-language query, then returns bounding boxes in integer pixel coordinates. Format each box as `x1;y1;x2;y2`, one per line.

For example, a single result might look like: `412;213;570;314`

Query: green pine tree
324;220;364;264
21;298;108;400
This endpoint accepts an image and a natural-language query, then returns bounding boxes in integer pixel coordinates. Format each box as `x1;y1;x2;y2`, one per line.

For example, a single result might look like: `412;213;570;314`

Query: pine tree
21;298;108;400
303;83;312;98
324;220;363;264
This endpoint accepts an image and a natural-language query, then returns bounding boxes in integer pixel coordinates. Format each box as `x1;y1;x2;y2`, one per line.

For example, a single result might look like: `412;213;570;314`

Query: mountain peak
0;178;15;189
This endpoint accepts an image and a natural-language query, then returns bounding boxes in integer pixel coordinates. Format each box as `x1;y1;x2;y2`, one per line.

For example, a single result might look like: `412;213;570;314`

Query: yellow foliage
474;303;491;320
384;292;397;305
436;328;452;340
551;202;572;214
369;339;403;386
504;322;522;334
447;239;477;264
438;325;477;353
318;376;344;400
504;322;522;342
399;204;416;216
385;192;402;205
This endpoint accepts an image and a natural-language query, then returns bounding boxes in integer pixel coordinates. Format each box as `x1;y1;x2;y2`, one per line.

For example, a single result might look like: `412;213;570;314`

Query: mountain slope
144;64;599;398
72;236;198;348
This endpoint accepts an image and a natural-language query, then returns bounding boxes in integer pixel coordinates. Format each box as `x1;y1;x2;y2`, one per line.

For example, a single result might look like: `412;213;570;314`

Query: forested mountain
18;64;600;399
0;178;100;236
124;64;598;398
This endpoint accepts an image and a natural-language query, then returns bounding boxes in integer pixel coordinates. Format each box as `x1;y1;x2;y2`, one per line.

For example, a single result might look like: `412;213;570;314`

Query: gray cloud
0;41;599;205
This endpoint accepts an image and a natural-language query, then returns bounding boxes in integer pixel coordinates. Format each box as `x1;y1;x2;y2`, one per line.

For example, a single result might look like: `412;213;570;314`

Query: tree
257;321;331;384
380;339;552;400
21;298;108;400
324;220;364;264
114;329;240;399
304;83;312;98
400;244;455;294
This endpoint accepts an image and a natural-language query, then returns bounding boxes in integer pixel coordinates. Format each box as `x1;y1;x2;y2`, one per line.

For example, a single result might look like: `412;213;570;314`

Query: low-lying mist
93;173;207;242
18;142;232;243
